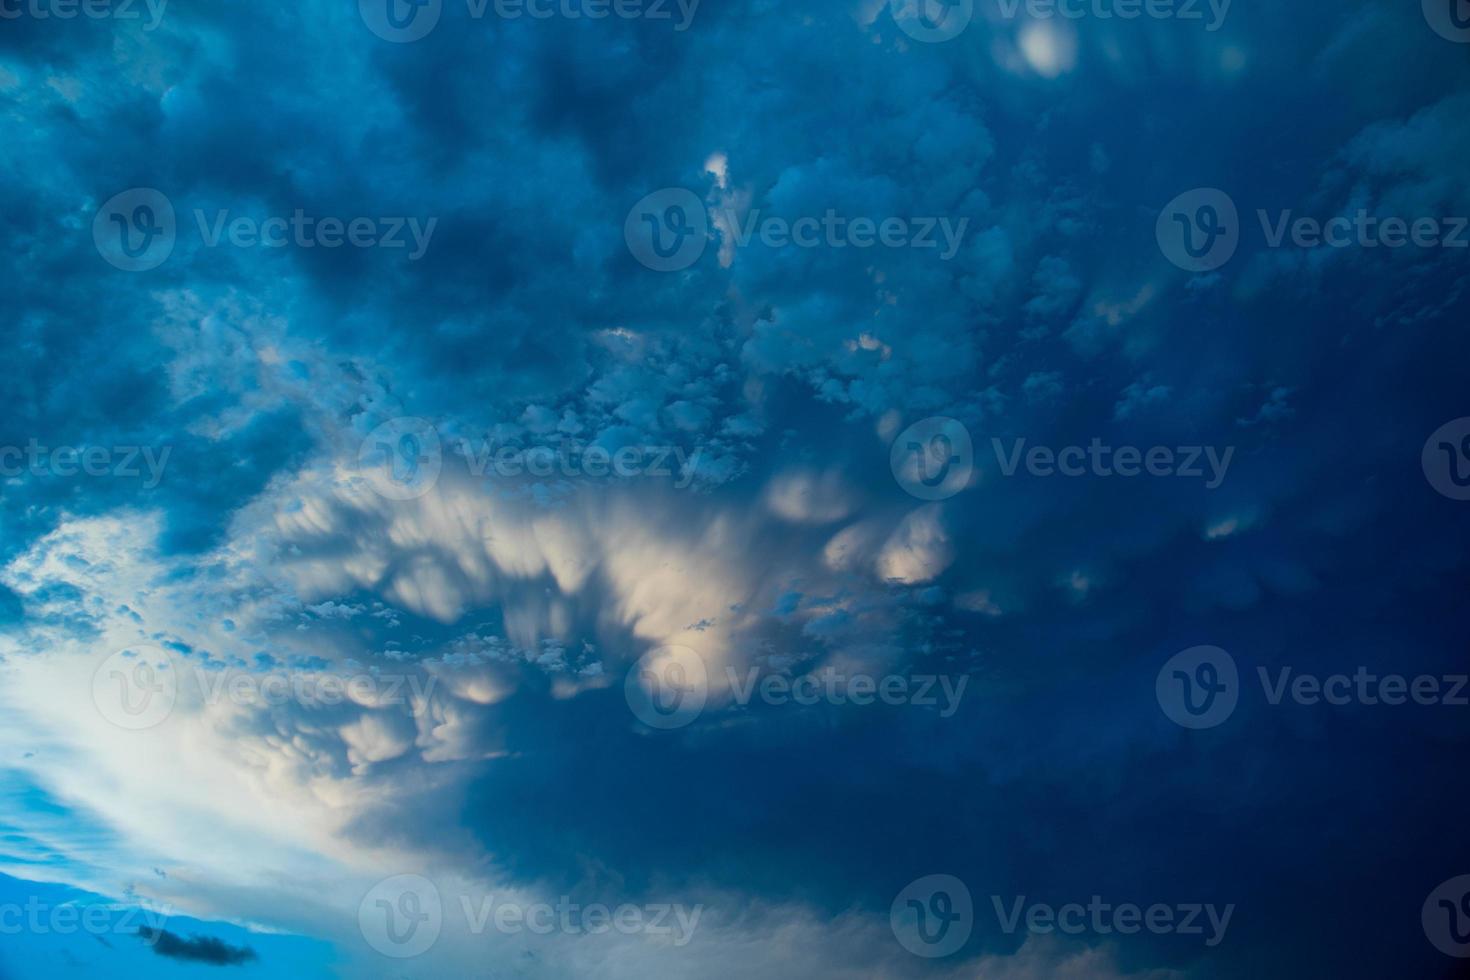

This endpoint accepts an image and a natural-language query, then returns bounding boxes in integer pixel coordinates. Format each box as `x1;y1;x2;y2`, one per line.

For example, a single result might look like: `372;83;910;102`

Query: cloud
136;927;258;966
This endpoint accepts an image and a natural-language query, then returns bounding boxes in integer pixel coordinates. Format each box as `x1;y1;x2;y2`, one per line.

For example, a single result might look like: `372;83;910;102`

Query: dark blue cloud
0;0;1467;976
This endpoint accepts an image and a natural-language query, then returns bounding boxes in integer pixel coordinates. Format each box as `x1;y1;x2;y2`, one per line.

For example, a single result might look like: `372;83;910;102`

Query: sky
1;0;1469;976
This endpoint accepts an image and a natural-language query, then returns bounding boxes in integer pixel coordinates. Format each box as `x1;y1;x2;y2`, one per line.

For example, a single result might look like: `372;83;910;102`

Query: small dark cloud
136;926;258;967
